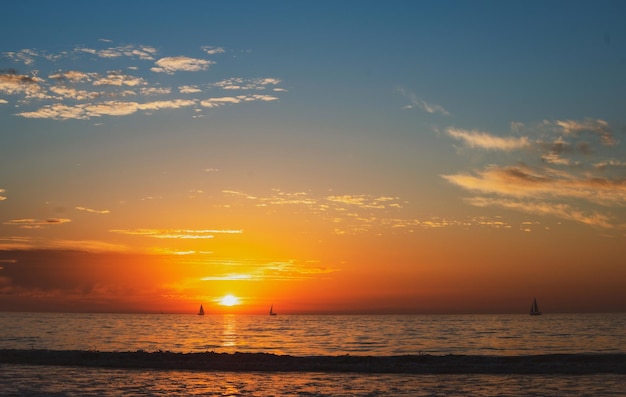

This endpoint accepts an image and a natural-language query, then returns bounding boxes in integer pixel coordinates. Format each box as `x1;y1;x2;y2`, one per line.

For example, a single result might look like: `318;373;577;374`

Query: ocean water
1;312;625;396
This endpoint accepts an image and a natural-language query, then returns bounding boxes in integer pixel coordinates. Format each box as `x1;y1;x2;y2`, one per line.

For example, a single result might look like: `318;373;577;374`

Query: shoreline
1;349;625;374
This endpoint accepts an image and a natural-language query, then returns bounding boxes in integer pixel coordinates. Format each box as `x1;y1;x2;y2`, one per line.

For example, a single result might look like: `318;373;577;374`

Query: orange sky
1;1;626;314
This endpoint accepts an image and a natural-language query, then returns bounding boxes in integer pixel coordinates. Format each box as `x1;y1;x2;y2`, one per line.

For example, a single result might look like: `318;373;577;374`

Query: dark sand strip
1;350;625;374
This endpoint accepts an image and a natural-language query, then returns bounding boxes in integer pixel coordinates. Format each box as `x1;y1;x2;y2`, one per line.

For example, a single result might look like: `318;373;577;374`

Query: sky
1;1;625;314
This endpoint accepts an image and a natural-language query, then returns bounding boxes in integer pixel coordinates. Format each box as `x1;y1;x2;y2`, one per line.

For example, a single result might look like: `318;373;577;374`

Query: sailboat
530;298;541;316
269;304;277;316
198;304;205;316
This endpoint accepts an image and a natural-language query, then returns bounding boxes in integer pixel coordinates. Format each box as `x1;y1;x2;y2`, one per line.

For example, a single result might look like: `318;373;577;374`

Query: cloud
443;164;626;228
141;87;171;95
179;85;202;94
75;206;110;214
200;259;338;281
48;71;93;82
110;228;243;239
3;218;72;229
17;99;198;120
325;195;402;209
447;127;530;151
200;94;278;108
465;197;613;229
3;41;284;121
76;44;157;60
3;49;39;65
93;72;145;87
213;77;282;90
443;165;626;207
442;118;626;229
202;46;225;55
151;56;214;73
594;159;626;170
0;189;6;201
554;118;616;146
49;86;100;101
396;87;449;115
0;73;47;99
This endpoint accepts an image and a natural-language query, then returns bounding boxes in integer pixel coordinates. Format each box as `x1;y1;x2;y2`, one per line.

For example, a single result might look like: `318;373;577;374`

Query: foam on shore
1;349;625;374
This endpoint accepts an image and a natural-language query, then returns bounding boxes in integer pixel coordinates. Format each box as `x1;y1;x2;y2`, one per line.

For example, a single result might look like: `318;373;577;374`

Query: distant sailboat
530;298;541;316
198;304;205;316
269;304;277;316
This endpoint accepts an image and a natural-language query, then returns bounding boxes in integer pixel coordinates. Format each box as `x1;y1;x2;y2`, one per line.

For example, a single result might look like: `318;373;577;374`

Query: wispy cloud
75;44;157;60
3;218;72;229
200;259;338;281
221;188;519;234
110;228;243;239
443;118;626;229
0;189;6;201
553;118;616;146
466;197;613;229
447;127;530;151
443;165;626;207
75;206;110;214
396;87;449;115
212;77;282;90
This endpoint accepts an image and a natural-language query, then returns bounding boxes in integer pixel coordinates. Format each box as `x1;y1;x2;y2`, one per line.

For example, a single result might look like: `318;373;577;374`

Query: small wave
1;349;625;374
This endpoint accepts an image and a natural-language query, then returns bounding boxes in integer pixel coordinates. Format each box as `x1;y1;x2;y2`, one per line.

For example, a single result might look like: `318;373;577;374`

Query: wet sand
1;349;625;374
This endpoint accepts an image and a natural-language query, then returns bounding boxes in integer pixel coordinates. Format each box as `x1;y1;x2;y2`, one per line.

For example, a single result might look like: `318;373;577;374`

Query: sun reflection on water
222;314;237;348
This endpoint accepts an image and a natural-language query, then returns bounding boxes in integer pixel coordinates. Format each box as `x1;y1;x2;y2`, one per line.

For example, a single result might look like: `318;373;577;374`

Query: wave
1;349;625;374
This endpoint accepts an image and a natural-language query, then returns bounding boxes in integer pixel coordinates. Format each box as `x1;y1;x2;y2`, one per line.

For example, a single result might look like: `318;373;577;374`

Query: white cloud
76;44;157;60
49;70;93;82
93;73;145;87
4;41;282;120
17;103;89;120
447;127;530;151
151;56;214;73
179;85;202;94
3;49;39;65
0;74;47;99
0;188;6;200
213;77;282;90
140;87;172;95
202;46;225;55
136;99;196;110
49;86;99;101
396;87;449;115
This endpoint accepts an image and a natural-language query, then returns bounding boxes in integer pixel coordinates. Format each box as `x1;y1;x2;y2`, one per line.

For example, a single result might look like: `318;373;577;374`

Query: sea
1;312;625;396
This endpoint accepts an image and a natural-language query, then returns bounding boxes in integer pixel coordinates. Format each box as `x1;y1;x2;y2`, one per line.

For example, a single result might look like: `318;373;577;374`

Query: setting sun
220;294;239;307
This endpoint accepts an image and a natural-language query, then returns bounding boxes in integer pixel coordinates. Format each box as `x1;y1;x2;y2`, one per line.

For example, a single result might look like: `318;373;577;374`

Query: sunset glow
220;295;239;307
1;1;625;315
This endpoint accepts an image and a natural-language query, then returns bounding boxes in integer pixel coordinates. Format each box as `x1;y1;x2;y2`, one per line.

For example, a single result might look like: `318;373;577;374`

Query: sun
220;294;239;306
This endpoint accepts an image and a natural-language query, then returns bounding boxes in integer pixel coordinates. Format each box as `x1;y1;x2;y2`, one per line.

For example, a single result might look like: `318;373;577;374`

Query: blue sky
1;1;625;313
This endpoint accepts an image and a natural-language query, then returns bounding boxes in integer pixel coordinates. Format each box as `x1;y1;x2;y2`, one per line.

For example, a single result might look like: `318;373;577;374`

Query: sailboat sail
530;298;541;315
269;304;276;316
198;304;205;316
